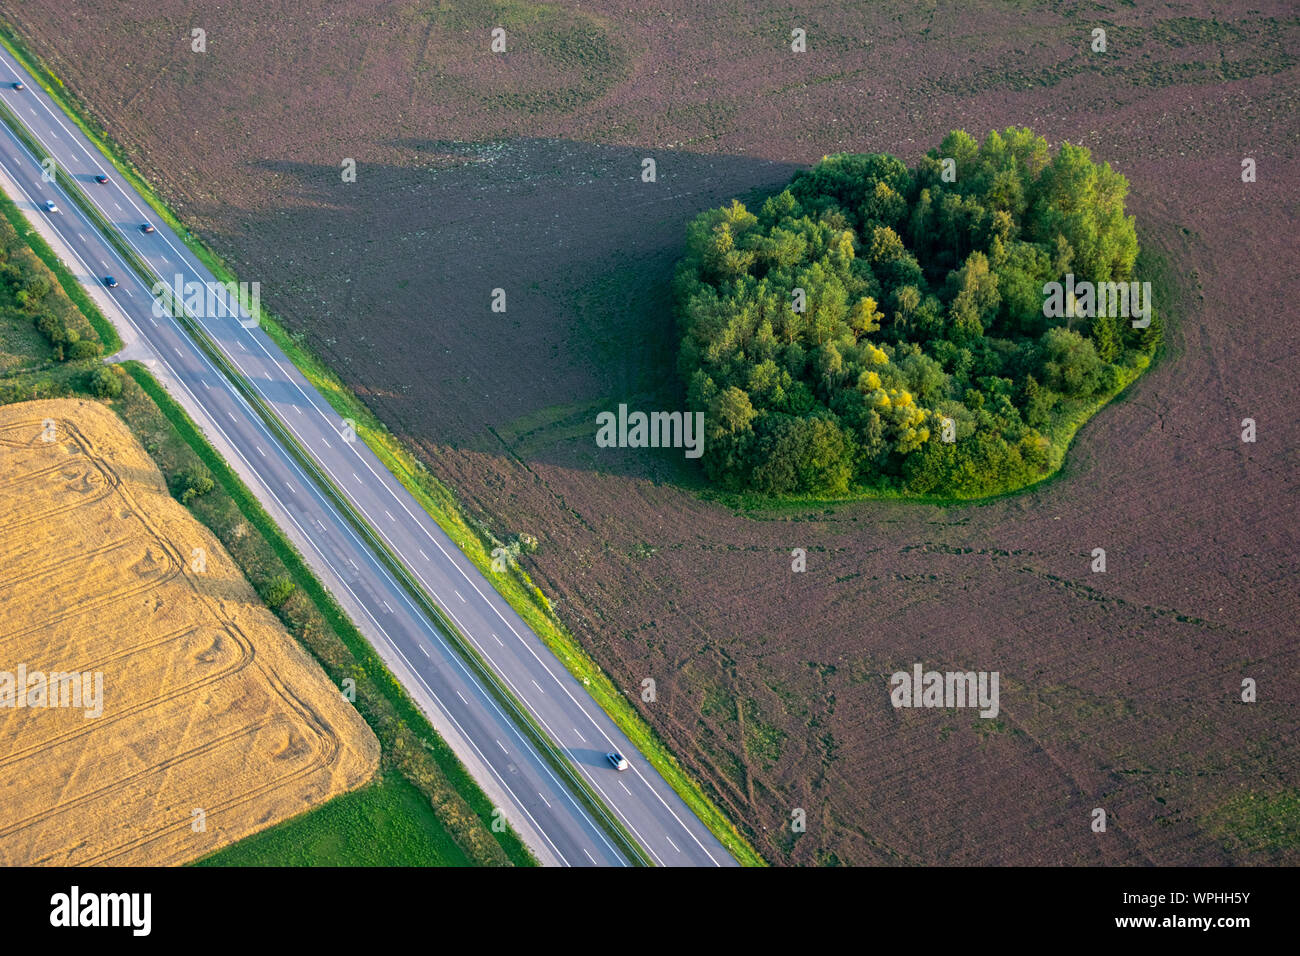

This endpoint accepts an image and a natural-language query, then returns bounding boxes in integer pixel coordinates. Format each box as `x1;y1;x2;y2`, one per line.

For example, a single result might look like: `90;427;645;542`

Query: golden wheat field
0;398;378;865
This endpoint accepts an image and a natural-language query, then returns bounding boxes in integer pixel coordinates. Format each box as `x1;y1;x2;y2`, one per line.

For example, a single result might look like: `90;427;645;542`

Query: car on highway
606;752;629;772
140;222;155;234
102;276;118;288
94;174;109;184
43;200;57;213
11;81;23;91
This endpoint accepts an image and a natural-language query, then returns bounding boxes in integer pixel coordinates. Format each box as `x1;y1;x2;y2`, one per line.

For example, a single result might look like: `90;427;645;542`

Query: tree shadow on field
206;139;800;485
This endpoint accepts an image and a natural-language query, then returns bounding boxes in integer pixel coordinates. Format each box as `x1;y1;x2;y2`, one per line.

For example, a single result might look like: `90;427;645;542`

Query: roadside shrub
87;364;124;399
262;574;297;609
174;466;216;504
66;338;103;360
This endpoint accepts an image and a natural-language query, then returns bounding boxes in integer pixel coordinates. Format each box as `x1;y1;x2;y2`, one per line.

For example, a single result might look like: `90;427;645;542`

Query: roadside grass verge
0;20;764;865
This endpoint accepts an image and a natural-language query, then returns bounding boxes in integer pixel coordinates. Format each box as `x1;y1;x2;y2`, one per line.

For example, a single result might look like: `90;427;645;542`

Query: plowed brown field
0;399;378;865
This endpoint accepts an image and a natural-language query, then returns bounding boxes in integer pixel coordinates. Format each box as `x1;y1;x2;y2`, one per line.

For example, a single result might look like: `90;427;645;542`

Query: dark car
12;81;23;91
94;174;109;184
103;276;118;288
606;752;629;772
140;222;155;234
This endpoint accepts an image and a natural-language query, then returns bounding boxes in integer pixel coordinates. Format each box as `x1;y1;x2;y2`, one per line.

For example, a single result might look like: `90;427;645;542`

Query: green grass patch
1203;788;1300;861
195;773;472;867
0;189;106;398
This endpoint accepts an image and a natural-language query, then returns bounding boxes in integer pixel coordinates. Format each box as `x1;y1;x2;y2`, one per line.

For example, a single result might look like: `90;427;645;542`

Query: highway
0;46;735;867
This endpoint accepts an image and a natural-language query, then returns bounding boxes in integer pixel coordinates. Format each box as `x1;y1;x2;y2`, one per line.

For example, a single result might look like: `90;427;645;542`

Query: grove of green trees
674;128;1160;498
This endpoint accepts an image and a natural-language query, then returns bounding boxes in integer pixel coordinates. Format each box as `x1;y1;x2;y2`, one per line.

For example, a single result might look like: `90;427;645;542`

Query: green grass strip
197;773;474;867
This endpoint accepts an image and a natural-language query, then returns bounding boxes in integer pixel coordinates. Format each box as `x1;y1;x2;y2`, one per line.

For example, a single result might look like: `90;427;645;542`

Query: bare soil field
6;0;1296;863
0;399;377;865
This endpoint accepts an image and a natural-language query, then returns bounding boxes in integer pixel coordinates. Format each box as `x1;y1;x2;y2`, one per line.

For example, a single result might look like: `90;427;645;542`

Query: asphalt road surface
0;48;735;868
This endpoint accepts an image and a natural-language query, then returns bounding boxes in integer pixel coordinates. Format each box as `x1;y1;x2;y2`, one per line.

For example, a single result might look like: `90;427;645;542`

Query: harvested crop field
0;399;378;866
6;0;1297;864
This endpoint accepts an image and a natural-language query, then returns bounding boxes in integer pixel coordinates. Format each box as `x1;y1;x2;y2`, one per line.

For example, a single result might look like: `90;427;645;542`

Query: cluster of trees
674;128;1160;497
172;465;216;504
87;364;125;399
0;242;102;362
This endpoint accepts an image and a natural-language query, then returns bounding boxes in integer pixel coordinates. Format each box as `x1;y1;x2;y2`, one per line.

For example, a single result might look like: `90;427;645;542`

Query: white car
43;200;57;213
606;752;629;772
